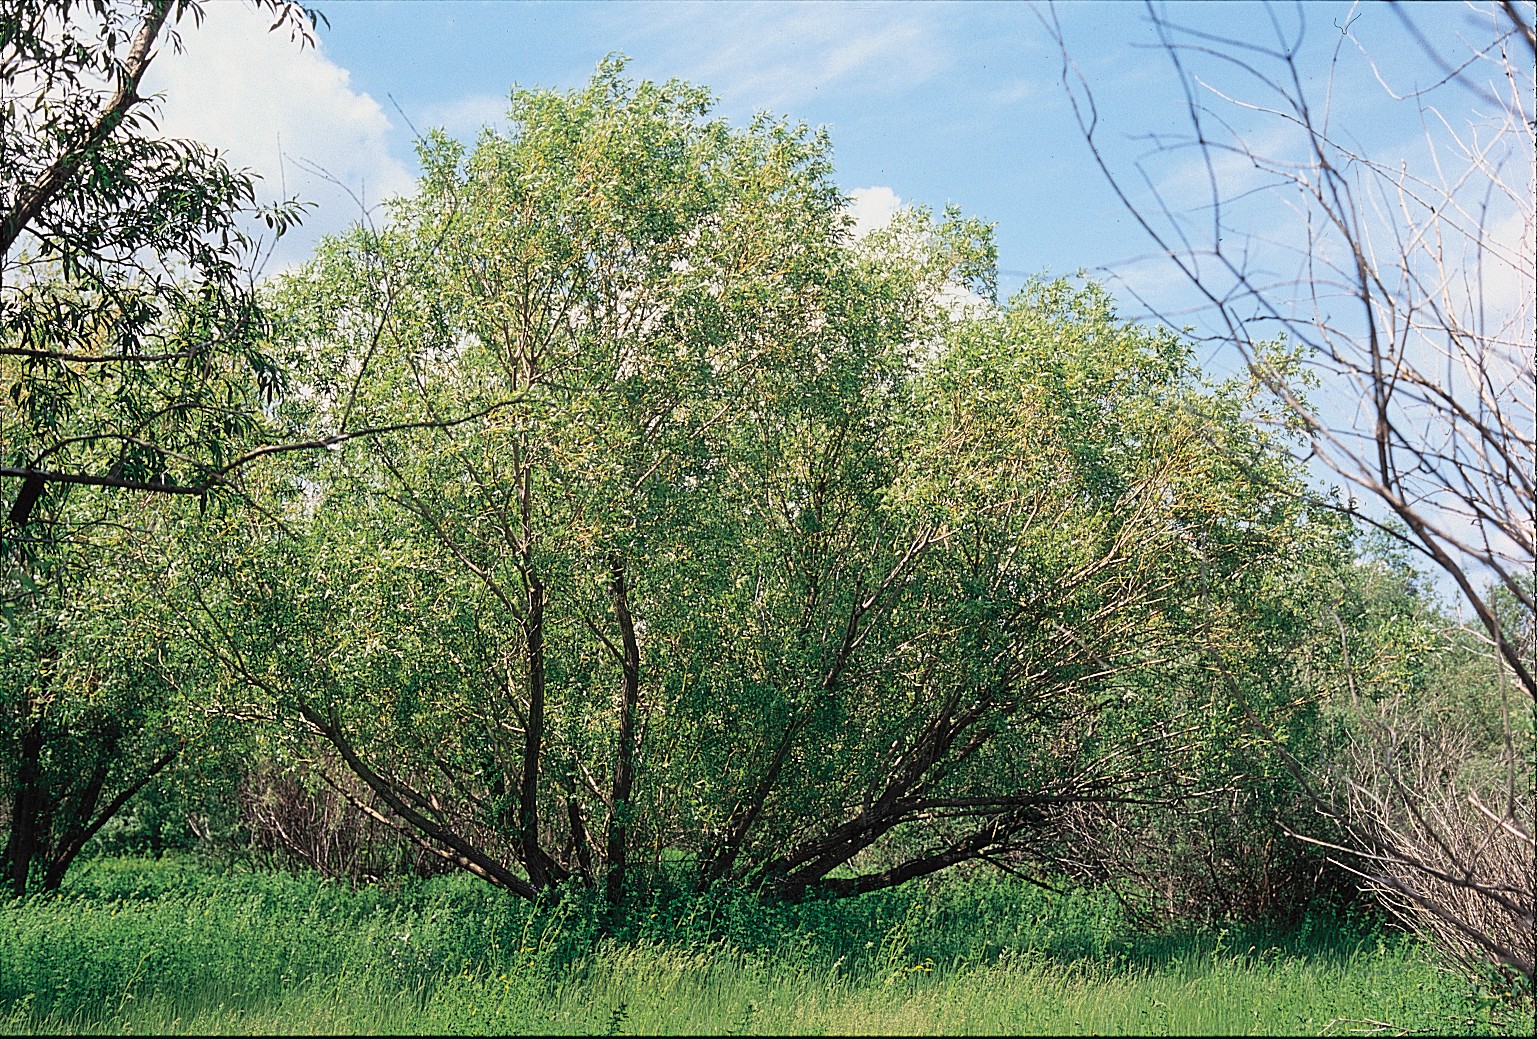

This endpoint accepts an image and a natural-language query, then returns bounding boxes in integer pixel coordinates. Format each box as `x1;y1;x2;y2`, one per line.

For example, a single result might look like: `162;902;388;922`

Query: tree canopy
169;62;1356;904
1;0;319;528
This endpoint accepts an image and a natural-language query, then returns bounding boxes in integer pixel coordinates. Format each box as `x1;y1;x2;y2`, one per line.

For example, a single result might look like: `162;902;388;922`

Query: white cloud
1467;205;1534;351
142;2;416;274
989;78;1039;106
623;2;950;113
416;93;512;141
846;185;902;238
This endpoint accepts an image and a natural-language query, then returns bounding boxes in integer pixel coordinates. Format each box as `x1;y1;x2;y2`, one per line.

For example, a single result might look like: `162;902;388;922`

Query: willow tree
197;63;1335;904
0;0;326;897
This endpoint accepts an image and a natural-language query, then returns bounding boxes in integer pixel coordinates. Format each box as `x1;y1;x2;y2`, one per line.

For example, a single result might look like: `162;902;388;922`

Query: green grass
0;856;1526;1035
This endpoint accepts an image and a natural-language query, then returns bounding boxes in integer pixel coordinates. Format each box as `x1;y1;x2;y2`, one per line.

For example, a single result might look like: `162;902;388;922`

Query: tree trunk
41;748;179;892
3;721;46;898
519;578;558;887
604;556;641;906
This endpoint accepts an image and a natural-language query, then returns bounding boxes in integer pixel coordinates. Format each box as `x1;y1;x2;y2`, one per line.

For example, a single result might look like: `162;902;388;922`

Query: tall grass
0;856;1523;1035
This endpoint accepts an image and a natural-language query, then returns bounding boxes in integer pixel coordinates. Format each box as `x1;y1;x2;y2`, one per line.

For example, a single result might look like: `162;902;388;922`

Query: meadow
2;855;1526;1036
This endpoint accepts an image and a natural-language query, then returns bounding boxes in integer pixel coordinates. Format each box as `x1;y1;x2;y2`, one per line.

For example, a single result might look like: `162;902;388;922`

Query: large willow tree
192;62;1339;903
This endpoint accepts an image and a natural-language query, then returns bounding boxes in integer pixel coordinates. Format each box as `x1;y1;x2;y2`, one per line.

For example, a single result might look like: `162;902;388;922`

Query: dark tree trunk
519;579;562;888
2;721;46;898
40;748;179;892
604;557;641;906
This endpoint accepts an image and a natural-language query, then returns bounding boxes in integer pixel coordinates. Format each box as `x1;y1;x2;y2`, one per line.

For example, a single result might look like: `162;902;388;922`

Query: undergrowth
0;855;1526;1035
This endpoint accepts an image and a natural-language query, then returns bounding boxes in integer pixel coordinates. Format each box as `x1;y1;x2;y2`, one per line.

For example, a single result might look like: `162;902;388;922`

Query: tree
1;0;319;527
1;0;320;896
0;490;206;896
1051;0;1534;984
187;64;1343;905
1050;0;1534;699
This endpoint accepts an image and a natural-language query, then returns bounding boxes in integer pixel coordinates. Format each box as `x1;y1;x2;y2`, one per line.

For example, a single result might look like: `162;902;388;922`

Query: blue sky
148;1;1512;310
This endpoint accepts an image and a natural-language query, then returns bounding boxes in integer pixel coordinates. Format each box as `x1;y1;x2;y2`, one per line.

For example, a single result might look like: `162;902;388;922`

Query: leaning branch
0;1;172;258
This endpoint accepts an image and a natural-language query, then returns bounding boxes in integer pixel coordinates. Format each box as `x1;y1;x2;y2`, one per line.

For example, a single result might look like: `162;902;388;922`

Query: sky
142;0;1517;302
138;0;1531;599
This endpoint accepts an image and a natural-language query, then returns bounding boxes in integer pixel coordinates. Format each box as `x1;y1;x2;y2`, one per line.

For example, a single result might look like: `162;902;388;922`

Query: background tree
1050;0;1534;985
0;486;217;896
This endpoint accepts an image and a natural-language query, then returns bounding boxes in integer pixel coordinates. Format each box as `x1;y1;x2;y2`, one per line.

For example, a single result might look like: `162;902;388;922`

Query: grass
0;855;1527;1035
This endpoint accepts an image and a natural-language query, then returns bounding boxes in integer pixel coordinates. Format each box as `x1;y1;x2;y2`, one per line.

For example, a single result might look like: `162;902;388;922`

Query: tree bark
2;721;46;898
604;556;641;906
519;579;561;887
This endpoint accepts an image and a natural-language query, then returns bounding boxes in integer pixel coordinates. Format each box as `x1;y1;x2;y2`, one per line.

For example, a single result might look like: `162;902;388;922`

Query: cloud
416;93;512;141
142;2;416;274
846;186;902;238
989;78;1040;106
1477;207;1535;348
620;2;950;114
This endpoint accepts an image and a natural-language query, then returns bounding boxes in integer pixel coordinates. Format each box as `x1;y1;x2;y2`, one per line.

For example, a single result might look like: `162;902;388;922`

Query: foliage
0;0;319;508
235;755;462;881
1050;522;1532;926
2;23;1503;974
0;474;266;895
0;0;323;898
171;60;1364;908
